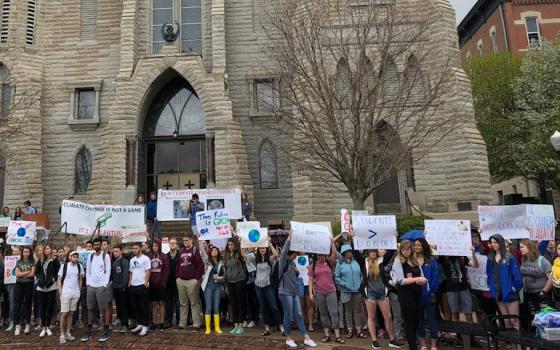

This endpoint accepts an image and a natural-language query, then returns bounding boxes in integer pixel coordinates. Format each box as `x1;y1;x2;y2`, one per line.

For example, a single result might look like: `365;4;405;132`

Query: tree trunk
351;194;366;210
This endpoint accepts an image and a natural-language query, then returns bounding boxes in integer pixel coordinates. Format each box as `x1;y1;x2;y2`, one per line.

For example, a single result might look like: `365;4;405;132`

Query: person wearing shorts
81;238;112;343
57;251;84;344
148;239;169;331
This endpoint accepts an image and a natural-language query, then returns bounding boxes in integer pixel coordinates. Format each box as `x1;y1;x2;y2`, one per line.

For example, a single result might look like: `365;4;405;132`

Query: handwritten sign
467;254;489;291
157;188;242;221
197;209;233;240
0;217;11;227
526;205;556;240
78;251;94;271
425;220;472;257
352;210;368;217
4;255;20;284
210;238;229;252
290;221;331;255
121;225;148;243
7;220;36;246
478;205;555;240
341;209;350;233
237;221;260;232
240;227;269;248
352;215;397;250
296;255;310;286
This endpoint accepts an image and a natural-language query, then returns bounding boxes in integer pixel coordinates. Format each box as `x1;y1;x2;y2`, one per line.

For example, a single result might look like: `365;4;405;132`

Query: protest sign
197;209;233;240
478;205;555;240
525;205;556;240
7;220;36;246
290;221;331;255
61;200;145;236
4;255;20;284
78;251;94;271
352;210;368;217
0;217;10;227
210;238;229;252
295;255;310;285
467;254;489;291
161;243;170;254
121;225;148;243
341;209;350;233
240;227;269;248
424;220;472;257
157;188;242;221
311;222;333;234
352;215;397;250
236;221;260;232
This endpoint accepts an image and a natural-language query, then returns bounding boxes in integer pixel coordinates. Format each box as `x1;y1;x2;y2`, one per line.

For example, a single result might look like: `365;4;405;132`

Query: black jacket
36;258;61;289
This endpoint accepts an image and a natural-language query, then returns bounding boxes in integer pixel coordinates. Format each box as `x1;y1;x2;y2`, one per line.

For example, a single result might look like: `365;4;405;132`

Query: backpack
90;251;107;274
270;260;289;289
61;262;82;288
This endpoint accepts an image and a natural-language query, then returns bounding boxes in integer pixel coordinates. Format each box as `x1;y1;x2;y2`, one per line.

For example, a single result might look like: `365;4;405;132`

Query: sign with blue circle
248;229;261;243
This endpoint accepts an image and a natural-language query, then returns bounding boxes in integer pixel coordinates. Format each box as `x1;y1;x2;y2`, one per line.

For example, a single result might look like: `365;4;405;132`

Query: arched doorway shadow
138;70;207;194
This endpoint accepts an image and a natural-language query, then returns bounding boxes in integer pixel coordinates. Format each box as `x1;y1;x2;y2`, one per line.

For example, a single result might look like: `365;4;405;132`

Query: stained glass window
259;140;278;189
75;146;92;194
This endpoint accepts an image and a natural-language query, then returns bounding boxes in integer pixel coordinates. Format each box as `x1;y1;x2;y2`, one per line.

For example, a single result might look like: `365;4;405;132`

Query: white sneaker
59;335;66;344
139;326;148;336
304;339;317;347
131;325;143;333
24;324;30;334
14;325;21;336
246;321;255;328
286;339;298;348
242;321;247;327
39;328;46;337
65;332;76;341
46;328;53;336
6;322;13;331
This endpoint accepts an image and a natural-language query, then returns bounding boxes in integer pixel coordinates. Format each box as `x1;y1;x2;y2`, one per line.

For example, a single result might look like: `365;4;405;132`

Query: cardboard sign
7;220;36;246
296;255;310;286
157;188;242;221
121;225;148;243
4;255;20;284
290;221;331;255
425;220;472;257
341;209;350;233
467;254;489;291
197;209;233;240
352;215;397;250
240;227;269;248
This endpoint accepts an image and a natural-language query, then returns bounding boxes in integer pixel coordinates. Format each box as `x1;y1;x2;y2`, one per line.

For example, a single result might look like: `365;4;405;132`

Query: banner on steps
157;188;242;221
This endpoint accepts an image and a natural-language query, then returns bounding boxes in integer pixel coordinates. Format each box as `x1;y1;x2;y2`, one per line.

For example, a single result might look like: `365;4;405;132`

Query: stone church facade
0;0;492;229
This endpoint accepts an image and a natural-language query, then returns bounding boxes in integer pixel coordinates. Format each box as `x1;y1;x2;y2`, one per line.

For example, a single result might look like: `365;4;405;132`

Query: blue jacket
335;259;362;293
420;257;440;303
146;199;157;221
486;254;523;302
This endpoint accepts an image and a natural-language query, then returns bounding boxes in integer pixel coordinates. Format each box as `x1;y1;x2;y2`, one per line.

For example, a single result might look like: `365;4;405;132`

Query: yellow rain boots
213;314;223;334
205;314;212;335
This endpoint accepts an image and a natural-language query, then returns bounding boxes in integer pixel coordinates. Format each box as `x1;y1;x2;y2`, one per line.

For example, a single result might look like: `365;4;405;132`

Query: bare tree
0;84;41;139
260;0;460;210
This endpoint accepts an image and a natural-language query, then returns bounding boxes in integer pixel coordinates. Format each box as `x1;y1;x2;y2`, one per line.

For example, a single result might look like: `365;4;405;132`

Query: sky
449;0;478;25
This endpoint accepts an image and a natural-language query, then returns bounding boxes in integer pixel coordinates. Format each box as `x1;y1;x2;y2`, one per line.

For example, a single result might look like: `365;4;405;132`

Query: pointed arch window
259;140;278;189
404;55;428;101
75;146;92;194
335;58;352;103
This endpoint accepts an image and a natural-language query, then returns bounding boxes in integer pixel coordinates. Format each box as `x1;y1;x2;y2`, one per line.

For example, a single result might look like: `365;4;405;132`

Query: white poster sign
156;188;242;221
295;255;310;286
197;209;233;241
341;209;350;233
78;251;94;271
425;220;472;257
121;225;148;243
467;254;489;291
352;215;397;250
4;255;20;284
478;205;555;240
352;210;368;217
236;221;260;232
525;205;556;241
161;243;170;254
240;227;269;248
210;238;229;252
7;220;36;246
61;200;145;236
290;221;331;255
0;217;11;227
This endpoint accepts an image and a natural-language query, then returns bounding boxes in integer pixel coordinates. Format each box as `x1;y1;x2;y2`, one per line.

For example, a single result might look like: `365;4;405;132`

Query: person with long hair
36;243;60;337
519;238;551;330
364;249;401;349
309;237;342;343
202;245;224;335
13;246;35;336
392;240;427;350
544;241;560;307
223;237;247;335
486;234;523;332
148;239;169;332
413;238;440;350
13;207;23;221
250;243;283;336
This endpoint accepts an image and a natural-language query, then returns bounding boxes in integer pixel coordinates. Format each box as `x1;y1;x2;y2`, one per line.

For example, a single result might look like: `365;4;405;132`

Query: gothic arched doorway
140;75;208;194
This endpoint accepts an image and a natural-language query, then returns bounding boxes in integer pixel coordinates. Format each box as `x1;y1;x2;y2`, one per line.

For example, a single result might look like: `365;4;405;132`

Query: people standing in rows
148;239;169;332
176;235;204;330
128;242;151;337
240;192;252;222
1;206;9;217
392;240;427;350
57;251;84;344
187;194;204;235
81;238;112;342
223;238;247;335
542;240;557;264
13;207;23;221
111;245;129;333
413;238;440;350
544;241;560;305
134;195;145;206
165;238;180;327
202;245;224;335
13;246;35;336
279;230;317;348
309;237;342;343
36;244;60;337
22;200;37;215
335;244;366;339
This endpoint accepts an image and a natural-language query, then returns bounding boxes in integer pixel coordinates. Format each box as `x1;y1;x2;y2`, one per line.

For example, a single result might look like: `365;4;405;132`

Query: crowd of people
0;198;559;349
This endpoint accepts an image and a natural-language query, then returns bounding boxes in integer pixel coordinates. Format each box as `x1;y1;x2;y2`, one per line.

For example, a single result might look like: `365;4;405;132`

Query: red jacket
148;251;169;288
175;246;204;281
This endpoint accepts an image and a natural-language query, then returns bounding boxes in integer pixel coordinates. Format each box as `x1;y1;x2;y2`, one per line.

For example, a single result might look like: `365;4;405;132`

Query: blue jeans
279;293;307;337
418;301;439;340
165;286;180;324
255;285;281;327
203;280;221;315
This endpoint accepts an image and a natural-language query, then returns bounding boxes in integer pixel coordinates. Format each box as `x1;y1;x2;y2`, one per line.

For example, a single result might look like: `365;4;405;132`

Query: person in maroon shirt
148;239;169;331
175;235;204;330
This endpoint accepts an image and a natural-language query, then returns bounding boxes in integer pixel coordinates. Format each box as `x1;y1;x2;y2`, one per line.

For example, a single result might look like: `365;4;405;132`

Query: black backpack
61;262;82;288
270;260;290;289
90;251;108;274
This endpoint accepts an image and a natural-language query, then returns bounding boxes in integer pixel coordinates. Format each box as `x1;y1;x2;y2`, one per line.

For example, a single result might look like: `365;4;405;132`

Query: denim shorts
366;288;387;301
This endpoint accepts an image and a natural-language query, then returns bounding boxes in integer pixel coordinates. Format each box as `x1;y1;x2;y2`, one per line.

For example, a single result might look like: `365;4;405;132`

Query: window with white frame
151;0;202;54
68;81;102;130
152;0;173;53
490;30;498;53
26;0;36;46
525;17;541;48
75;88;95;120
250;78;278;115
0;0;10;44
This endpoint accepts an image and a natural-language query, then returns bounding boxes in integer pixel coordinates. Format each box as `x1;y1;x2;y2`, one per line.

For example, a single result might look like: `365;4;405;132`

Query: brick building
0;0;491;230
458;0;560;61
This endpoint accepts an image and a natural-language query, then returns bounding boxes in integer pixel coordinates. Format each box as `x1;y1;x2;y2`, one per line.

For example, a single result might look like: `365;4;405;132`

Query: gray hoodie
278;240;298;296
